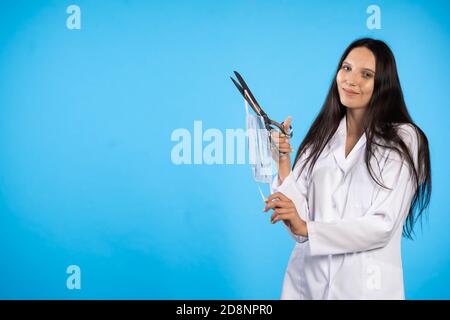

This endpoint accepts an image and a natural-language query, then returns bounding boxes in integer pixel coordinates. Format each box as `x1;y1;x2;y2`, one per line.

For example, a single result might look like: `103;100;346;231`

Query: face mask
245;100;276;183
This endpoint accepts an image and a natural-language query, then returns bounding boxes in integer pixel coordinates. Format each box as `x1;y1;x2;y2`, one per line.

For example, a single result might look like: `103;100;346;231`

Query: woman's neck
346;109;365;138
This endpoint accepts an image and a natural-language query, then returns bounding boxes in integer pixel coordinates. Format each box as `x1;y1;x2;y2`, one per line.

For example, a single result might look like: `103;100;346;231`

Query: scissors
230;71;293;139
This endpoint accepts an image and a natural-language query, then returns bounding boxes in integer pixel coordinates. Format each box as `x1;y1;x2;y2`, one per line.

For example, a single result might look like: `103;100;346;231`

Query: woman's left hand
263;192;308;237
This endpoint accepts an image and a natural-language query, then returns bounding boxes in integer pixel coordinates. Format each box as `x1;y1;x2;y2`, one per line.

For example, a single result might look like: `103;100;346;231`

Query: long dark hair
293;38;431;239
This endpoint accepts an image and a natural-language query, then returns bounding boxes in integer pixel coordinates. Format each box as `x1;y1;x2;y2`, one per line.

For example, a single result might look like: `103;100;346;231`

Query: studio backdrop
0;0;449;299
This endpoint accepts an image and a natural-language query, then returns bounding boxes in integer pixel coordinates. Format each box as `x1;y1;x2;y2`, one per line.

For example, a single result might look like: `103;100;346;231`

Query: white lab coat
271;115;419;300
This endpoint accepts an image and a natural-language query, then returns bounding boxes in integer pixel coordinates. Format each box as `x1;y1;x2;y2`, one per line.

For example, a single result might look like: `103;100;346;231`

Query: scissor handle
269;119;293;138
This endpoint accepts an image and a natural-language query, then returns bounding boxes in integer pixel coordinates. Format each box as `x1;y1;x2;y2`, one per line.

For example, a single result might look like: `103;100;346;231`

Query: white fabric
271;115;419;300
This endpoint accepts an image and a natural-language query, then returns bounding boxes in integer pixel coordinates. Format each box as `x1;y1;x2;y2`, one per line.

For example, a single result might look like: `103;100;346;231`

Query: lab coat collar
329;115;367;173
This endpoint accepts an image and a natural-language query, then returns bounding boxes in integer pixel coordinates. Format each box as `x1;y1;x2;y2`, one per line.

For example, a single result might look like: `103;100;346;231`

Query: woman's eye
342;65;351;71
363;72;373;78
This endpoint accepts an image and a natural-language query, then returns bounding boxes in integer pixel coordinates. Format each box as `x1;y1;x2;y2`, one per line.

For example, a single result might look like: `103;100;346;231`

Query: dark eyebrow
342;60;375;74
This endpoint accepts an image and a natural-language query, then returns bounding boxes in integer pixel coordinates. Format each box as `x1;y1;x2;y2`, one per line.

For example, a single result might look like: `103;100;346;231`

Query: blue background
0;0;449;299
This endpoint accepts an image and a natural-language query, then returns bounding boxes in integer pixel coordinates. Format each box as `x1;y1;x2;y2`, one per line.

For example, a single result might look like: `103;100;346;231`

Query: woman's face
336;47;376;109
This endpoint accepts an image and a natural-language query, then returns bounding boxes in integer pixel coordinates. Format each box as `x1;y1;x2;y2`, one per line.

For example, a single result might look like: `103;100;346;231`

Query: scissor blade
233;71;262;110
231;74;262;116
230;77;245;97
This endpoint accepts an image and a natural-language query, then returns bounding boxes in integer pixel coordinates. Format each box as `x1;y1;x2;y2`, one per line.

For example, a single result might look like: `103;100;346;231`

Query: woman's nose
345;74;358;87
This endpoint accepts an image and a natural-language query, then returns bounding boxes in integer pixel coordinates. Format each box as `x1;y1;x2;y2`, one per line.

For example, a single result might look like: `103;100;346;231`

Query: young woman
264;38;431;299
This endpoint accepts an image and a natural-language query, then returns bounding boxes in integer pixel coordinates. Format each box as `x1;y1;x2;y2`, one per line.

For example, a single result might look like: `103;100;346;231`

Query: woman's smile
342;87;360;96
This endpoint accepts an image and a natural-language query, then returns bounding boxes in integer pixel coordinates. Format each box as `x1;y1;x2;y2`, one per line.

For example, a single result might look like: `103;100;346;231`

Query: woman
264;38;431;299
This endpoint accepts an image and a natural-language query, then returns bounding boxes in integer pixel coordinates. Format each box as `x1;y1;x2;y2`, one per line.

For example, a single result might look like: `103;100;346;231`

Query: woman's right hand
270;116;293;181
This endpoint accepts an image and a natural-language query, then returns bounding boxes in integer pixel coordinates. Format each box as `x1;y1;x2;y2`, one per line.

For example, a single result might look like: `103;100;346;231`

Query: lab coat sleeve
307;125;420;256
271;152;310;243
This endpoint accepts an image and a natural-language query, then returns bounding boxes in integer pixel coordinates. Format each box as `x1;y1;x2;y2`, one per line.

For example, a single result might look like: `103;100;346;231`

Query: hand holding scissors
231;70;295;178
270;116;294;160
230;71;294;142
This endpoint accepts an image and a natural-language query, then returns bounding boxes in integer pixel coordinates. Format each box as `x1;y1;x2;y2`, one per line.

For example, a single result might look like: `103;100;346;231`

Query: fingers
270;130;281;140
270;132;293;153
263;192;294;212
270;208;294;223
263;200;292;212
283;116;292;132
278;137;292;153
270;132;287;145
262;190;297;227
278;141;293;153
271;212;293;224
267;192;290;203
271;208;292;215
